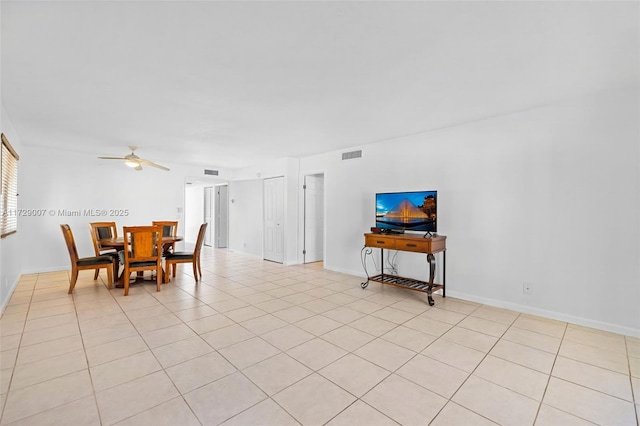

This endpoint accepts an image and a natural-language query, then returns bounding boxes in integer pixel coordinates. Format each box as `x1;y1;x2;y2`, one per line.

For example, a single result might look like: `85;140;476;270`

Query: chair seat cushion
165;252;194;260
77;256;114;266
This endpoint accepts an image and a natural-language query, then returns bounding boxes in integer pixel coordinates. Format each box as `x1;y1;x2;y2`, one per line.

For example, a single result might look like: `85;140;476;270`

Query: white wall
228;179;263;257
229;157;300;264
300;87;640;336
1;105;24;311
284;159;300;264
184;184;204;246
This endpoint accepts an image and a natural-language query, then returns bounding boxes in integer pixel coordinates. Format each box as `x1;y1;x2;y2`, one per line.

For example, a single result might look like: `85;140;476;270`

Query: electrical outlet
523;281;533;295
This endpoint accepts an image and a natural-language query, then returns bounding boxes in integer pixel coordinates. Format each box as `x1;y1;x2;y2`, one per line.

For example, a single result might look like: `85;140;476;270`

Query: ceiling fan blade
99;148;167;171
139;159;170;171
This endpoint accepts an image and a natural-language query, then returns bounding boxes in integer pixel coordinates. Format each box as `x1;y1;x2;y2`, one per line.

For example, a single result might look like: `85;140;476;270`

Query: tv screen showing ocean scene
376;190;437;232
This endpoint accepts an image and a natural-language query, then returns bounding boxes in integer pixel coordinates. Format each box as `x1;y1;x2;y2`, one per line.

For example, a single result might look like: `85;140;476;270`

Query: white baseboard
20;265;69;275
223;249;264;261
224;248;302;266
2;265;69;313
323;264;640;338
323;264;364;278
446;290;640;339
13;260;639;338
0;275;20;315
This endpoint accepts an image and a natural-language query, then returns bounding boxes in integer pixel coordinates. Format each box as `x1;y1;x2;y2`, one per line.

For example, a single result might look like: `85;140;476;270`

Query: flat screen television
375;190;437;233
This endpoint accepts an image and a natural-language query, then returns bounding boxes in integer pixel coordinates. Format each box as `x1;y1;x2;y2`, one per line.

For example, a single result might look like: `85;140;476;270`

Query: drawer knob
406;243;417;247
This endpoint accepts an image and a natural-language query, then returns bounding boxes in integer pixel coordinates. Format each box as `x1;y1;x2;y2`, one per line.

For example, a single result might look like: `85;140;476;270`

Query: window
1;133;19;238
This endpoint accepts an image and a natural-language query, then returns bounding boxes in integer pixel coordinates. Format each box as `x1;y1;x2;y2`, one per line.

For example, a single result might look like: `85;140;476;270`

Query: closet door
263;177;284;263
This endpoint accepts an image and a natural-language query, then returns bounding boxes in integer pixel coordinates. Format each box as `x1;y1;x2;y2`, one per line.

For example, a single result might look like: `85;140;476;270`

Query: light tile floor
1;248;639;425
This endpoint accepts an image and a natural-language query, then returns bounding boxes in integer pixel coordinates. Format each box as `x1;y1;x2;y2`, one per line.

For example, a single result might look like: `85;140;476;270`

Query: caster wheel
361;281;369;289
428;296;434;306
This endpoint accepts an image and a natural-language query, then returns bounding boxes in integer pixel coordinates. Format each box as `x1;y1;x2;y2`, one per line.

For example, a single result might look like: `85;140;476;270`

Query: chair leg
193;261;198;283
93;270;99;280
106;265;113;288
197;258;202;280
156;266;161;292
68;267;79;294
106;260;116;289
173;264;177;278
124;267;130;296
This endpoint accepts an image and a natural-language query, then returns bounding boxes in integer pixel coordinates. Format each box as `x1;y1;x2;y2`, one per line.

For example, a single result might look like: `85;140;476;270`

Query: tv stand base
362;273;440;306
361;233;446;306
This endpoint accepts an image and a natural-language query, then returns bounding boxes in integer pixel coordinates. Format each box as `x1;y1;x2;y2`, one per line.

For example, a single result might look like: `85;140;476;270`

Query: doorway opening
184;178;228;250
214;185;228;248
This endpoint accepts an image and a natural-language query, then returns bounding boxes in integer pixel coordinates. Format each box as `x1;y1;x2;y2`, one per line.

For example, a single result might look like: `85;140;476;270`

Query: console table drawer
365;235;396;249
396;239;431;253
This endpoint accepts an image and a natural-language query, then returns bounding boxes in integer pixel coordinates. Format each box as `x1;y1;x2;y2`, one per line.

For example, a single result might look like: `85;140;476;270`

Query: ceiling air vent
204;169;219;176
341;150;362;160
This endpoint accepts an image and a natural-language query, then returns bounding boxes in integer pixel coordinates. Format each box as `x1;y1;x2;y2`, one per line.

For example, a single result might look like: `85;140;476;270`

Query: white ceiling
2;1;637;169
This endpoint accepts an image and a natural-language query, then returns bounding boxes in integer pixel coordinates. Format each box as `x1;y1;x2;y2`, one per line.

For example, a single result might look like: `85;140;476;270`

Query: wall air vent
204;169;219;176
341;150;362;160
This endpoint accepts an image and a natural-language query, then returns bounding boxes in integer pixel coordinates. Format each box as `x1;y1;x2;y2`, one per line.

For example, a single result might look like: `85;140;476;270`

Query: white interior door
203;187;213;247
215;185;228;248
263;177;284;263
304;174;324;263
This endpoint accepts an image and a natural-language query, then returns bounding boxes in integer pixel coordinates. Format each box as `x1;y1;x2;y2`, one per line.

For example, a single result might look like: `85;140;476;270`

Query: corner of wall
0;105;24;313
0;262;21;314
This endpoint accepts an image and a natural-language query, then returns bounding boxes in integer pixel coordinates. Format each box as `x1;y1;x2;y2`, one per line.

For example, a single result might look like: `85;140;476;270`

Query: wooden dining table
99;236;184;287
99;236;183;251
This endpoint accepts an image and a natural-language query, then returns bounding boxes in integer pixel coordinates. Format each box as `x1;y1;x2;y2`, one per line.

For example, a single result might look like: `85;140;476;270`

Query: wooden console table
361;233;446;306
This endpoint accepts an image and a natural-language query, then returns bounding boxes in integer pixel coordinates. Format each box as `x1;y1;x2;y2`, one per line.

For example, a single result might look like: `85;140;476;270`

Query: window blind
2;133;19;238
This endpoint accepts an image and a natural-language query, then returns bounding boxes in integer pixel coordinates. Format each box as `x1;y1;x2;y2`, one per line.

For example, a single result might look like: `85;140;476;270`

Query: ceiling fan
98;146;170;171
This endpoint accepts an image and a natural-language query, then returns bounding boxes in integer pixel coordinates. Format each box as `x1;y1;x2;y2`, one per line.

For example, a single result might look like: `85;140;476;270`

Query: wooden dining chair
152;221;178;250
60;224;115;294
152;220;178;274
122;225;163;296
164;223;207;284
89;221;120;279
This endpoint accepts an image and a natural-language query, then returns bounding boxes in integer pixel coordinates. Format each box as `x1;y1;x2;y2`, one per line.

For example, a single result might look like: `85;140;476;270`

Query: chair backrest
123;225;163;263
89;222;118;255
152;221;178;239
60;224;80;264
194;223;208;258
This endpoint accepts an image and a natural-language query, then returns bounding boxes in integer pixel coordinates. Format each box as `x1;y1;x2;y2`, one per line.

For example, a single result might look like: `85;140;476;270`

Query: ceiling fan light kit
98;146;170;171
